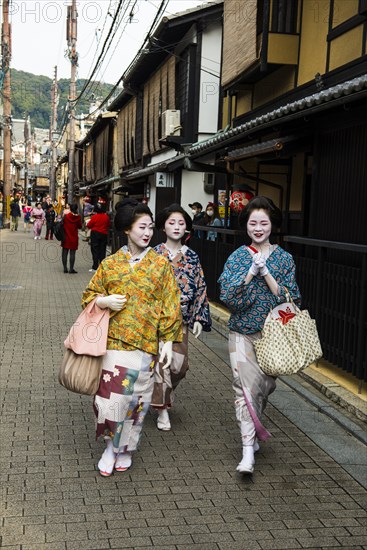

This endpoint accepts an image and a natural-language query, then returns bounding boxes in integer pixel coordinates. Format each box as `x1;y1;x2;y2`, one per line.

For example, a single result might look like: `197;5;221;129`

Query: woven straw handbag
254;290;322;377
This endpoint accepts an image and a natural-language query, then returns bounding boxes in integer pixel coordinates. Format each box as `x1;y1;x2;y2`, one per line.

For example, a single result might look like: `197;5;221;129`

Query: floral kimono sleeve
192;259;211;331
275;253;301;307
81;263;105;308
158;262;183;343
218;248;257;314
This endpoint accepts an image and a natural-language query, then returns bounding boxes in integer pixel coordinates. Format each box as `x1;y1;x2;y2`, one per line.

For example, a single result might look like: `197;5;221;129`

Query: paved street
1;229;366;550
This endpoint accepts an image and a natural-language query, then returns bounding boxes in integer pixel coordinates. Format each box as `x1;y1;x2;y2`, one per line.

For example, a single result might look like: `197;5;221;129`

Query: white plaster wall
148;148;177;165
181;170;214;215
198;21;222;135
148;175;156;215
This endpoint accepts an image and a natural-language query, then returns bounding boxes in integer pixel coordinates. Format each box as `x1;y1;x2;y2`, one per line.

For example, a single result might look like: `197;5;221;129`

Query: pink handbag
64;298;109;356
59;298;109;395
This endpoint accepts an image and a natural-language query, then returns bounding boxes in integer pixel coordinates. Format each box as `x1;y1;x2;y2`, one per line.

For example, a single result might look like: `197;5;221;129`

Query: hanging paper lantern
229;191;254;213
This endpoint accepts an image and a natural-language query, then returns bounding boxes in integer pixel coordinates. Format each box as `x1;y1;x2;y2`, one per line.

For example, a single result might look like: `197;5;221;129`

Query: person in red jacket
62;204;82;274
86;203;111;272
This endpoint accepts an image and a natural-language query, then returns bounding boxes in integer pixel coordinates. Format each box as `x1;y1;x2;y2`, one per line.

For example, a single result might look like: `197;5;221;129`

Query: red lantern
229;191;254;213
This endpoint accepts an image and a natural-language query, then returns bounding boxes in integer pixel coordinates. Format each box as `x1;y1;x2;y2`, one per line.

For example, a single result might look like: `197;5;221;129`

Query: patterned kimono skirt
93;349;155;454
33;218;43;237
151;325;189;408
228;331;277;445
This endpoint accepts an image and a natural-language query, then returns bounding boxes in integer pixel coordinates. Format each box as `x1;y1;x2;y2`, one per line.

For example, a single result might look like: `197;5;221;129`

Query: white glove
193;321;203;338
249;252;262;276
159;341;173;369
96;294;127;311
259;264;269;277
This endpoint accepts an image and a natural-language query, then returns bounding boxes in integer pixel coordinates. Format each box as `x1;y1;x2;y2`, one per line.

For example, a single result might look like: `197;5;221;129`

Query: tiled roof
189;75;367;155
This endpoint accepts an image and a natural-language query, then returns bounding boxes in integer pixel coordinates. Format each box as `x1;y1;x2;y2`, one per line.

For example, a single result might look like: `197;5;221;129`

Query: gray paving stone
22;545;66;550
294;539;341;548
66;542;110;550
336;536;367;546
219;543;261;550
230;529;274;541
109;536;152;548
258;539;302;549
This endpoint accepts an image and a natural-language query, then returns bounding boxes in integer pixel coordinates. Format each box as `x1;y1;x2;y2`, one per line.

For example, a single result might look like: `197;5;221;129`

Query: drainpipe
261;0;270;72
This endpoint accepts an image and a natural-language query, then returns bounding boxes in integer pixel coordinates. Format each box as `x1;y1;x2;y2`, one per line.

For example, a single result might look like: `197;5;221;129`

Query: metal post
67;0;78;204
50;66;58;200
23;116;29;196
2;0;12;227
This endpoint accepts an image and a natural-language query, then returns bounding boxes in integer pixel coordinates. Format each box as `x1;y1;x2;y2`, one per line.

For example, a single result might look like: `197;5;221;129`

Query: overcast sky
10;0;206;84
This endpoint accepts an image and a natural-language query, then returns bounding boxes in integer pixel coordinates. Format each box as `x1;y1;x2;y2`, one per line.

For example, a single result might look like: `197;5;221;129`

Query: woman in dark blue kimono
151;204;212;430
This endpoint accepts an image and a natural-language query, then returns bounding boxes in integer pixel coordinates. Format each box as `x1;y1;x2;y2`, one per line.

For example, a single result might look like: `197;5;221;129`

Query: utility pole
2;0;12;227
67;0;78;204
23;115;29;196
50;66;58;200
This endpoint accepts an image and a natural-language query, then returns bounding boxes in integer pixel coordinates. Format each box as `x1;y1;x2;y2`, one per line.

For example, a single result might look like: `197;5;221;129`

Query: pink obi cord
242;386;271;441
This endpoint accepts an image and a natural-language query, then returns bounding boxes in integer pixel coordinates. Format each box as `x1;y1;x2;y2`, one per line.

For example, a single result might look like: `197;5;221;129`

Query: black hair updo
114;198;153;232
238;196;282;230
155;203;192;232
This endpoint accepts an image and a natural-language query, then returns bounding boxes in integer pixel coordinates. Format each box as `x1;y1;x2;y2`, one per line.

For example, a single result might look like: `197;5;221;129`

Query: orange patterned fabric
81;248;182;354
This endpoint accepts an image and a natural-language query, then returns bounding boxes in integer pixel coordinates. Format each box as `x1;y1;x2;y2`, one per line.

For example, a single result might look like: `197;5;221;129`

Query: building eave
77;112;117;147
188;75;367;157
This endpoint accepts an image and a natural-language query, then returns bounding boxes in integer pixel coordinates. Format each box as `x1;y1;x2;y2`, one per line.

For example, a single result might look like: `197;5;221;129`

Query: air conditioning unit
203;172;215;193
161;110;181;139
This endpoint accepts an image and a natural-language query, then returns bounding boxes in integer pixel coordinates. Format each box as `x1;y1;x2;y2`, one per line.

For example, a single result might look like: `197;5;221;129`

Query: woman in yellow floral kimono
82;199;182;476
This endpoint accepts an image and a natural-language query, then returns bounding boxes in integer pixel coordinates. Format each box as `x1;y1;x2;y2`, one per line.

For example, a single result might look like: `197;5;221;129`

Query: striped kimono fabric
151;325;189;408
228;331;276;445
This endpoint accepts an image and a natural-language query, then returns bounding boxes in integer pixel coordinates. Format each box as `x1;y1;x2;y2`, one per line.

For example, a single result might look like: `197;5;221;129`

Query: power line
85;1;112;74
71;0;126;106
73;0;169;122
80;0;135;104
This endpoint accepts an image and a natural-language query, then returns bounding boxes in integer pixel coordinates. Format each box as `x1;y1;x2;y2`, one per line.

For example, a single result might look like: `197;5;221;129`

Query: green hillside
11;68;114;129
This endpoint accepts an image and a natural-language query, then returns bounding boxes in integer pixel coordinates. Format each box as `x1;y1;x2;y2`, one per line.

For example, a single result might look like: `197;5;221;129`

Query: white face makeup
126;214;154;250
164;212;186;242
247;209;272;246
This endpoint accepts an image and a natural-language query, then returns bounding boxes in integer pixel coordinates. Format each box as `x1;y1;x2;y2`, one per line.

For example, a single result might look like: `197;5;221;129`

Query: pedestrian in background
81;198;182;476
86;203;110;273
22;203;33;232
151;204;212;431
0;194;4;229
45;204;56;240
61;204;82;273
42;196;51;211
205;202;222;241
82;196;94;241
31;202;45;239
62;203;71;217
188;201;205;238
10;199;21;231
218;196;301;474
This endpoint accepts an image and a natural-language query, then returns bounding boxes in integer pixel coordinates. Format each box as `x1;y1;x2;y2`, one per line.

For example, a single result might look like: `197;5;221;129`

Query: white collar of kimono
121;245;151;264
163;243;188;261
